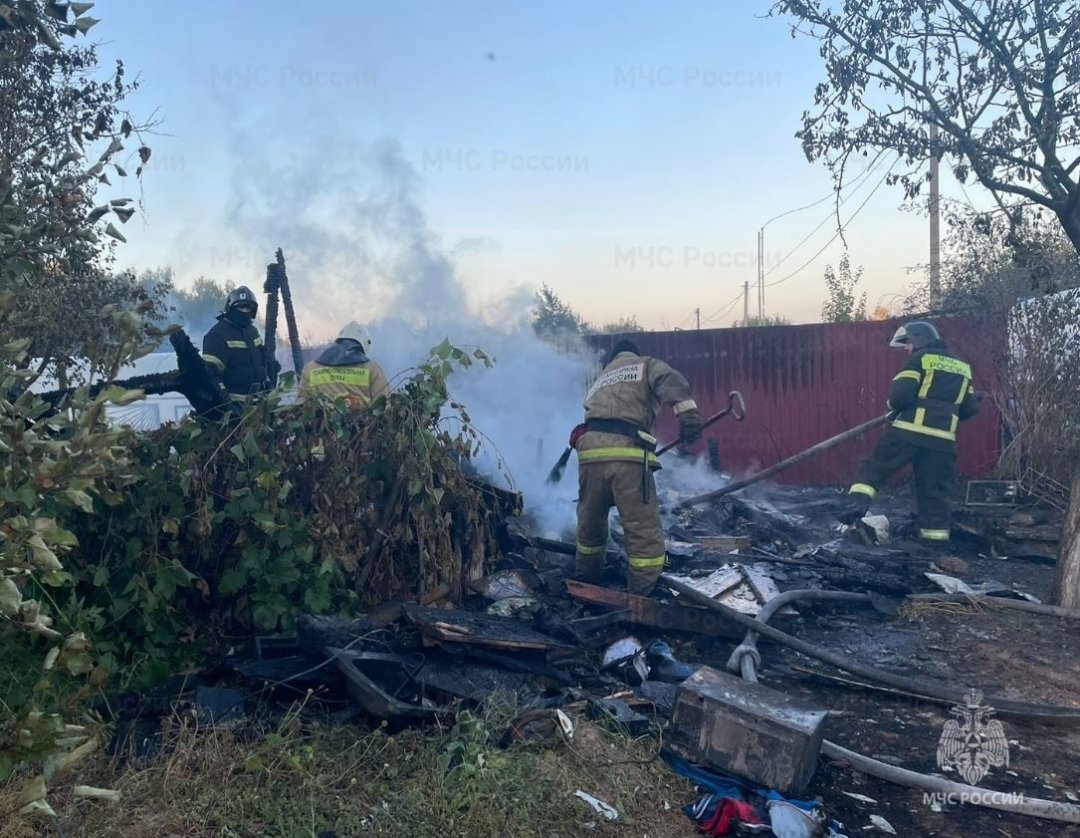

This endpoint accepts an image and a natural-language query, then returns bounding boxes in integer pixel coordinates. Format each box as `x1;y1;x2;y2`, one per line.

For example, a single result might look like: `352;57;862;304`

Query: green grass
4;699;694;838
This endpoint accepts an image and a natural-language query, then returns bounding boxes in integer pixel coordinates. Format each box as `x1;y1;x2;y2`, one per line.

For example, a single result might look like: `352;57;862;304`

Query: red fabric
568;422;588;448
700;798;764;835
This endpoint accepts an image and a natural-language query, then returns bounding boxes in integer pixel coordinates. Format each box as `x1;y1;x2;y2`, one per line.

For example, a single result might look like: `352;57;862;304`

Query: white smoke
218;129;606;536
214;121;725;538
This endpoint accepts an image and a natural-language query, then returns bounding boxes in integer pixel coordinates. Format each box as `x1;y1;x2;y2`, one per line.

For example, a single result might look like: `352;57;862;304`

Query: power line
763;152;887;278
676;309;697;329
765;157;899;289
759;184;841;229
701;289;745;325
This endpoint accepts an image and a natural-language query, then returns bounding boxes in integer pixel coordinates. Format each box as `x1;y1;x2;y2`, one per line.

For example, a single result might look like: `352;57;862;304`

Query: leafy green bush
0;308;152;787
55;341;504;688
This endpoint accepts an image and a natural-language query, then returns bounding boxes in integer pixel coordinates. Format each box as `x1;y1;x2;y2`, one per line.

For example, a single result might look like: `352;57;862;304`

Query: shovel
546;390;747;484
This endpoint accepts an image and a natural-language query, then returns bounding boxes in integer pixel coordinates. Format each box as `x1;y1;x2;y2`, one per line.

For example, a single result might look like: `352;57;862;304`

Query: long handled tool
546;390;747;484
668;413;890;510
656;390;746;456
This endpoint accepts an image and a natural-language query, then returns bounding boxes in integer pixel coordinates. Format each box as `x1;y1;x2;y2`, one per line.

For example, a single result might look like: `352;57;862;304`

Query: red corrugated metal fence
590;318;1001;486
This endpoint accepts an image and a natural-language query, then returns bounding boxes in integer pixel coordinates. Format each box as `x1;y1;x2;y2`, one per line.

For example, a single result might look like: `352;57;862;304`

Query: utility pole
695;307;700;330
929;122;941;308
922;11;941;310
756;229;764;319
743;281;750;325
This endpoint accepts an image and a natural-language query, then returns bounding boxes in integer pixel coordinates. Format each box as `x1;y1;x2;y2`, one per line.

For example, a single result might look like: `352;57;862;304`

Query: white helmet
337;321;372;347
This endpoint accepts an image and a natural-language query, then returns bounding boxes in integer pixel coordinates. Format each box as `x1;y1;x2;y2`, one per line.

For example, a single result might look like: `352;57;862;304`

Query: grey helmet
889;320;939;349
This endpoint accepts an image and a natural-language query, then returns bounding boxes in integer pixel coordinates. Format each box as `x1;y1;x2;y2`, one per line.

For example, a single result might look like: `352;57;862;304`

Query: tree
531;284;591;337
0;2;164;796
0;0;161;379
598;315;640;334
742;314;792;327
821;252;867;322
166;274;235;337
774;1;1080;254
903;205;1080;315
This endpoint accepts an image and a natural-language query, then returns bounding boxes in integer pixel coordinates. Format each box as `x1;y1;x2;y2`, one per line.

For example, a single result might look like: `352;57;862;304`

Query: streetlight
756;198;830;320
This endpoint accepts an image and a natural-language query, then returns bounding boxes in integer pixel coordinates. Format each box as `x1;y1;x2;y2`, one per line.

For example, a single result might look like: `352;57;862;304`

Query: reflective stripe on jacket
201;315;270;399
299;340;390;407
576;351;696;467
886;339;978;450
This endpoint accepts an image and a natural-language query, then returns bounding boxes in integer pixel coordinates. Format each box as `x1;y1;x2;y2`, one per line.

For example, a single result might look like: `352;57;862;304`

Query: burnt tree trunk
1053;470;1080;608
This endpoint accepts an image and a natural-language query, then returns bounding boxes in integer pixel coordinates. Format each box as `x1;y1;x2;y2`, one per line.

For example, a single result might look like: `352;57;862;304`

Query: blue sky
94;0;960;335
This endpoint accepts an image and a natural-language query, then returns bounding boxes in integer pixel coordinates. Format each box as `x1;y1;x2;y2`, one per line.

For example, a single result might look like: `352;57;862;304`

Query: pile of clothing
664;753;850;838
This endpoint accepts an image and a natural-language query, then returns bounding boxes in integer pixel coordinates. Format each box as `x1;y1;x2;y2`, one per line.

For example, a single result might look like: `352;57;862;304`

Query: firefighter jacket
576;351;697;468
201;314;272;399
299;340;390;407
886;339;978;451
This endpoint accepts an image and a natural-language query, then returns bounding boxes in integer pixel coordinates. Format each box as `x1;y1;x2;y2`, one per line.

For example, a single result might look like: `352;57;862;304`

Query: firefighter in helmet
574;339;702;595
299;321;391;407
837;321;979;544
201;286;278;401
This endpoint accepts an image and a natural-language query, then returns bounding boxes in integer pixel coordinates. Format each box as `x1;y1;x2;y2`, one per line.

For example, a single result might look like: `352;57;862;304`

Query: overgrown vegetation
0;299;156;787
911;209;1080;494
0;0;168;805
531;284;640;338
0;706;690;838
1001;290;1080;496
820;251;867;323
50;342;503;688
742;314;792;327
2;333;504;780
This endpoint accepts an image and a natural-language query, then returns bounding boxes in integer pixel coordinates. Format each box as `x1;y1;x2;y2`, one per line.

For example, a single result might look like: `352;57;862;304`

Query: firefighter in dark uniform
574;339;702;595
837;321;979;544
201;286;278;401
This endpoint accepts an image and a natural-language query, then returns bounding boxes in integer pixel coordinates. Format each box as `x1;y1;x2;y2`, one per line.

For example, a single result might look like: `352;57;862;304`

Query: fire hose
660;575;1080;725
668;413;890;510
659;579;1080;825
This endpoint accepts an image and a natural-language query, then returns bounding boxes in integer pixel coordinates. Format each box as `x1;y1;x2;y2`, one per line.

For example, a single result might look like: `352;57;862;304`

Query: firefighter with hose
836;321;979;546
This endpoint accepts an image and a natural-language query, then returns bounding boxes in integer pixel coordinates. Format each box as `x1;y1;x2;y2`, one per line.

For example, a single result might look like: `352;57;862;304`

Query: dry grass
2;702;694;838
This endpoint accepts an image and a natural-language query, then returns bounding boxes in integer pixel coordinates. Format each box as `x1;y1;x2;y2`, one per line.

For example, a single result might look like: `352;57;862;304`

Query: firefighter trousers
851;433;955;542
575;460;666;595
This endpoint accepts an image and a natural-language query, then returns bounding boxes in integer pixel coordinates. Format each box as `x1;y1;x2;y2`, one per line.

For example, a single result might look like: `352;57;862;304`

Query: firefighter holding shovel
569;339;702;595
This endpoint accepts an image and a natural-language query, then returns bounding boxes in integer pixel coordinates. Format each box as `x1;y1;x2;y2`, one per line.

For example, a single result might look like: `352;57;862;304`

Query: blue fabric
662;752;749;798
660;751;820;825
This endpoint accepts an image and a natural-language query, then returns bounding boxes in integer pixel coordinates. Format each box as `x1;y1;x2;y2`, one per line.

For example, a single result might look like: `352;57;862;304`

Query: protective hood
316;340;370;367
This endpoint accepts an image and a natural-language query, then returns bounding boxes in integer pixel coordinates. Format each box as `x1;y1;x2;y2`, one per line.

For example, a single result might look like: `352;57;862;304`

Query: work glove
679;409;703;446
265;357;282;388
835;492;872;525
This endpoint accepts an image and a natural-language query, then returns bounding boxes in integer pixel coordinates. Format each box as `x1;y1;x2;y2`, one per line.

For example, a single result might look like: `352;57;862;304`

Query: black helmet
226;286;258;315
605;338;640;366
889;321;939;349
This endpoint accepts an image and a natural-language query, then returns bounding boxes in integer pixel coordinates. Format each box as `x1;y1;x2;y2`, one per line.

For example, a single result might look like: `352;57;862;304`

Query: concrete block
671;666;826;795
